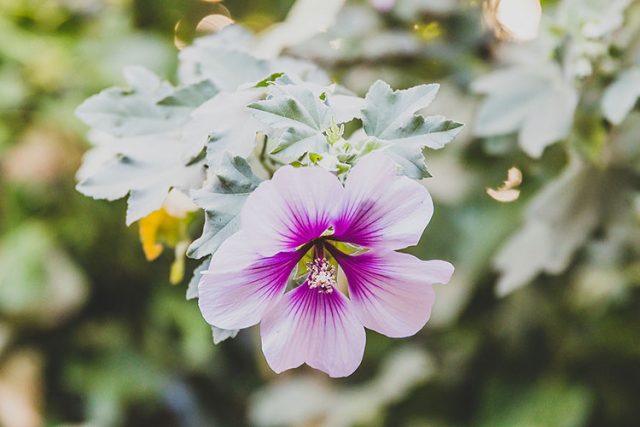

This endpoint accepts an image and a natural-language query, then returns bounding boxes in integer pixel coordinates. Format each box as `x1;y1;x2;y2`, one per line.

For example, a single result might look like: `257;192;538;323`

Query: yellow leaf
138;209;167;261
138;192;197;284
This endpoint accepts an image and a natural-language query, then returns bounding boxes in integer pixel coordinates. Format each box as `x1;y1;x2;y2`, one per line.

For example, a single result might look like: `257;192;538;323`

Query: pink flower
198;153;454;377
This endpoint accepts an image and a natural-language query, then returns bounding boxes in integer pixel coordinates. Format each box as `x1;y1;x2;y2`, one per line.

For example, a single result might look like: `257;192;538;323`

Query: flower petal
334;153;433;250
260;285;366;378
334;249;454;338
241;165;345;256
198;232;301;330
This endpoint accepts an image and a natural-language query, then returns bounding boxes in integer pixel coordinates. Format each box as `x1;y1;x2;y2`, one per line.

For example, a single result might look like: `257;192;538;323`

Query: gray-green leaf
361;80;463;178
76;67;217;138
602;66;640;125
183;89;265;164
248;85;333;161
473;65;577;158
186;257;210;300
187;153;261;259
181;48;271;91
212;327;239;344
362;80;439;138
76;132;204;225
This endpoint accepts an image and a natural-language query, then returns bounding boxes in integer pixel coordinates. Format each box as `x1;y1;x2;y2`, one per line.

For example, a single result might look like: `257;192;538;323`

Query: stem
257;134;276;178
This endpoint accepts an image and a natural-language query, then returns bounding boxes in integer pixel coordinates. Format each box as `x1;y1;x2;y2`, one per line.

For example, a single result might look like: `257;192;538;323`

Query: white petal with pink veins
335;249;453;338
260;285;366;378
198;232;301;330
241;165;344;257
334;153;433;250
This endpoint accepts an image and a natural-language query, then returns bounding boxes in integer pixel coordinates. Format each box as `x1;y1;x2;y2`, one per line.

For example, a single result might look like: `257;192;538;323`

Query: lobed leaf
183;89;266;163
76;133;205;225
248;85;333;161
361;80;462;178
187;153;261;260
77;67;217;138
473;65;578;158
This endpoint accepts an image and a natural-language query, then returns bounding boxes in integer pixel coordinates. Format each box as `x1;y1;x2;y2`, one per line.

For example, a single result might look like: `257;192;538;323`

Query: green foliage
0;222;87;323
479;379;593;427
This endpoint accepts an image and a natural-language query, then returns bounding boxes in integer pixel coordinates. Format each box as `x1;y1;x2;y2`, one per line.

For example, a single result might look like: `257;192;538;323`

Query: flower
198;153;454;377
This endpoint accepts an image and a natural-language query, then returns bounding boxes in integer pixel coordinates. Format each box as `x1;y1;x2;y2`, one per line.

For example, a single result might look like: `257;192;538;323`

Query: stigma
306;258;337;294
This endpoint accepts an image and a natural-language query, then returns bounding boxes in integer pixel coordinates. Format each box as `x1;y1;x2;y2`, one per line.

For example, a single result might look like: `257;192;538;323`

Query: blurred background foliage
1;0;640;426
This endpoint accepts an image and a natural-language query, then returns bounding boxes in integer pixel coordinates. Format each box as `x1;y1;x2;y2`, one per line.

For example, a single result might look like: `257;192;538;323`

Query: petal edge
198;232;301;330
334;153;433;250
260;284;366;378
335;249;453;338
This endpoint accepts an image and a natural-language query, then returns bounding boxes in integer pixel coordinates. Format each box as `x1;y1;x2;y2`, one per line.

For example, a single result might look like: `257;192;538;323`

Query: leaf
76;67;217;138
382;144;433;179
269;57;331;86
178;25;261;85
122;65;168;95
181;48;272;91
184;258;239;343
76;132;204;225
75;67;214;225
601;67;640;125
212;327;239;344
157;80;219;107
254;72;286;88
182;89;266;163
362;80;439;137
473;67;549;136
494;159;604;296
138;209;168;261
328;93;365;123
248;85;333;161
518;83;578;157
187;153;261;259
473;65;578;158
186;258;210;300
179;24;331;88
76;88;180;137
256;0;347;57
361;80;463;178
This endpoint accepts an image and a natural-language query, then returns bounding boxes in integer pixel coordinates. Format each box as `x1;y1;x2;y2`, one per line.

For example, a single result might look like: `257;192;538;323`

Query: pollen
306;258;337;294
